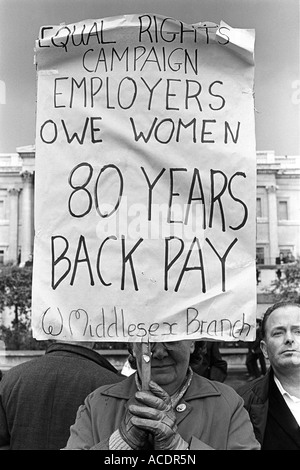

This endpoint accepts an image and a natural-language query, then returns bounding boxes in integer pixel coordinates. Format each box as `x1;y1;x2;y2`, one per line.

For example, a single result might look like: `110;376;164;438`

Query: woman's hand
119;403;150;450
129;381;188;450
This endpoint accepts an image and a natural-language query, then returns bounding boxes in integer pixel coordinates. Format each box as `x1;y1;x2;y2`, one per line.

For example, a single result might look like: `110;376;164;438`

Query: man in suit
237;301;300;450
0;341;124;450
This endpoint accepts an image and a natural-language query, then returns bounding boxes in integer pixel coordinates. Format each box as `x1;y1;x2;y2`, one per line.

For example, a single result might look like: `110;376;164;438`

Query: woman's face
132;340;195;395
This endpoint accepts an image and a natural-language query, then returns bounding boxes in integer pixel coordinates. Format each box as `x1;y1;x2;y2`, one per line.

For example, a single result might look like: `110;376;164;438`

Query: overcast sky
0;0;299;155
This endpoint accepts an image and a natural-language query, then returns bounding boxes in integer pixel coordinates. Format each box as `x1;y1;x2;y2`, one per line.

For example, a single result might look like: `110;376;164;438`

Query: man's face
261;306;300;373
132;340;195;395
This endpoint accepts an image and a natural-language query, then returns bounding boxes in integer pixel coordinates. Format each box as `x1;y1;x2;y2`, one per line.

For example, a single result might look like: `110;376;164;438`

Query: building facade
256;150;300;265
0;146;35;266
0;147;300;270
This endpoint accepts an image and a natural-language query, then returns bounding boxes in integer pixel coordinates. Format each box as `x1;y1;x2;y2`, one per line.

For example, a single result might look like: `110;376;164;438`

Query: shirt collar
274;375;300;403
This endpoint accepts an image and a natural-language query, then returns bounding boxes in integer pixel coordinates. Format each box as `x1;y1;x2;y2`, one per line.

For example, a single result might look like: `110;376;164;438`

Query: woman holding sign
63;340;260;450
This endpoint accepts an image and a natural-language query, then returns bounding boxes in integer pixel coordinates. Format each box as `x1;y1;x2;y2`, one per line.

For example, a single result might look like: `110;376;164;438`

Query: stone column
266;184;278;264
20;171;33;265
7;188;20;263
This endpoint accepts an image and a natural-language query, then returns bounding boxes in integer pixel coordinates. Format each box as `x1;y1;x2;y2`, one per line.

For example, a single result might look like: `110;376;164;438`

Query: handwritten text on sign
32;15;256;342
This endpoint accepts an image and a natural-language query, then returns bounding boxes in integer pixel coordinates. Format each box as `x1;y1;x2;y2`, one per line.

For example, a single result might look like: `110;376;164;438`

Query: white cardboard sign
32;14;256;343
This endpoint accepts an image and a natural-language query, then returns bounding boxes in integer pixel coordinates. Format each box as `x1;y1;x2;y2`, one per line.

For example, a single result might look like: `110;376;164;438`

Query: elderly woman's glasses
148;341;181;352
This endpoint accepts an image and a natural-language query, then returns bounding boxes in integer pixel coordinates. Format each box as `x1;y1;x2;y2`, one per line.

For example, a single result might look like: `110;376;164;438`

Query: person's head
129;340;203;395
260;301;300;374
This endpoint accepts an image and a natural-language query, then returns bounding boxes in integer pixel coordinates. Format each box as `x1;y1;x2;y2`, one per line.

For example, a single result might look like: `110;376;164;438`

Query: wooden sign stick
140;342;151;390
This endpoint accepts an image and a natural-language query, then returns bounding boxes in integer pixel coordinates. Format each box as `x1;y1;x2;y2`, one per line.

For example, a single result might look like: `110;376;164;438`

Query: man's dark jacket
0;342;124;450
237;368;300;450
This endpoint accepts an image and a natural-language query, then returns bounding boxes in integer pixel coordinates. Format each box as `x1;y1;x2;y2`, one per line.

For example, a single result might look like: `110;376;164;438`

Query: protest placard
32;14;256;343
